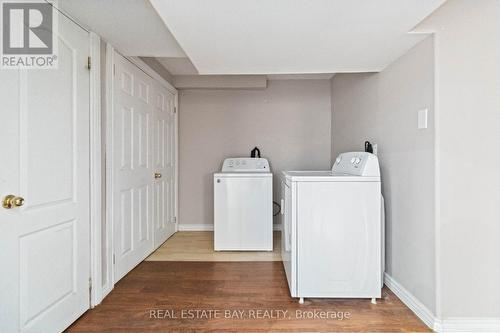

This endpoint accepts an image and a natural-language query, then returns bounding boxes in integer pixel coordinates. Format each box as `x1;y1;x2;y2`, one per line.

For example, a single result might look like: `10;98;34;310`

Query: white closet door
153;87;177;247
0;12;90;333
110;52;178;283
112;53;155;282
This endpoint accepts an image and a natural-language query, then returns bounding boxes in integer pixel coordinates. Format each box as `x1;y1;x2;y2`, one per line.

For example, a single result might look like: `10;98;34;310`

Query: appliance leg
371;298;377;305
299;297;304;304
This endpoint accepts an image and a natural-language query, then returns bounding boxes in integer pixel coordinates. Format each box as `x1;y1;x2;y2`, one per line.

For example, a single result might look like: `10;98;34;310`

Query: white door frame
89;32;103;307
92;44;178;304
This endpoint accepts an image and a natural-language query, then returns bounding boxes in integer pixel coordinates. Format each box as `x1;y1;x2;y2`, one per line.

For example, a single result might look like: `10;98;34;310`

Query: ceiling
58;0;186;57
149;0;445;75
156;57;198;75
58;0;445;76
267;74;335;80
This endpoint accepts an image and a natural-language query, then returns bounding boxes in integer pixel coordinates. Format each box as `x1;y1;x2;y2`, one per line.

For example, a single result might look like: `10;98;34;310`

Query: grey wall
331;37;436;313
178;80;332;227
417;0;500;319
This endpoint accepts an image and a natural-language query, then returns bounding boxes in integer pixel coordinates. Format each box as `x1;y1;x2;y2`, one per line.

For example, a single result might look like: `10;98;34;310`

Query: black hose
273;201;281;216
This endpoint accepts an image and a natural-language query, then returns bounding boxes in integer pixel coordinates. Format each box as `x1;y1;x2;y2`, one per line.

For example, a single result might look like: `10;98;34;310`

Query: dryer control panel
332;152;380;177
221;158;270;172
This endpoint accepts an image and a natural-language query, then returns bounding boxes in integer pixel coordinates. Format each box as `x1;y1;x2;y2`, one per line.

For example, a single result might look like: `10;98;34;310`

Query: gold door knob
154;172;162;179
3;195;25;209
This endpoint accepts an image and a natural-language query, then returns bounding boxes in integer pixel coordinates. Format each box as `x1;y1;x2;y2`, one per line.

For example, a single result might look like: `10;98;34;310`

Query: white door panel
153;87;176;247
112;54;155;282
111;53;178;282
0;12;90;333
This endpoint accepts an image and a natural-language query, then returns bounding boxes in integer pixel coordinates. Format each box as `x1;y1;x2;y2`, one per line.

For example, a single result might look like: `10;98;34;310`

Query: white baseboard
434;318;500;333
384;273;436;330
177;224;282;231
384;273;500;333
177;224;214;231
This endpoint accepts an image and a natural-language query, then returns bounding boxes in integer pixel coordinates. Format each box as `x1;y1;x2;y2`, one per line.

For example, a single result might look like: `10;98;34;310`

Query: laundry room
178;79;332;230
1;1;499;333
141;77;333;261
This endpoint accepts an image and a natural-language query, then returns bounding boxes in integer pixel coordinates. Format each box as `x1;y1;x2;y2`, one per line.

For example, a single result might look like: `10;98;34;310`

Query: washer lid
282;170;380;182
221;158;270;172
214;172;272;178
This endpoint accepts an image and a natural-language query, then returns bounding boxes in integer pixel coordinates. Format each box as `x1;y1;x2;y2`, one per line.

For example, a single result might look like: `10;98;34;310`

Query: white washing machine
214;158;273;251
280;152;382;303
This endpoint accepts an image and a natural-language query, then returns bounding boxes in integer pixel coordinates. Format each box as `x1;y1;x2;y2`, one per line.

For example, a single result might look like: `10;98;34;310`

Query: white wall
332;1;500;324
178;80;332;227
140;57;175;84
416;0;500;319
331;37;436;313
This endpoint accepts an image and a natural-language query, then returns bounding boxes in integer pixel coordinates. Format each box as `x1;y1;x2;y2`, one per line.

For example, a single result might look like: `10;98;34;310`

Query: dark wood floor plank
66;261;430;333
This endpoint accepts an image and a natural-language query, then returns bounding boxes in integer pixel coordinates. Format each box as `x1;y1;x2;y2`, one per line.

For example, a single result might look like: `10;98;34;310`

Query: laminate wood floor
145;231;281;262
66;261;430;333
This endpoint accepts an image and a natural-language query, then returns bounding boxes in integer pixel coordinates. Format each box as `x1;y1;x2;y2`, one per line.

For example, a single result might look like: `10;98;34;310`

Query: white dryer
281;152;382;303
214;158;273;251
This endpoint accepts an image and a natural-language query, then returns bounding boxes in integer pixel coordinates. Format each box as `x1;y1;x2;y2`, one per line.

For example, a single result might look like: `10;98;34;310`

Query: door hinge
113;254;116;265
87;56;91;70
88;277;92;304
174;106;177;114
173;217;177;223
